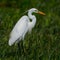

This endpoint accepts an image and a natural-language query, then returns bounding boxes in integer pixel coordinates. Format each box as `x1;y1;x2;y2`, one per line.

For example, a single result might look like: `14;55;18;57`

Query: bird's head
28;8;45;15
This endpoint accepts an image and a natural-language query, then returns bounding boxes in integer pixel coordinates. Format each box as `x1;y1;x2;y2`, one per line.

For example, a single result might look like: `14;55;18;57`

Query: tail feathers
8;38;16;46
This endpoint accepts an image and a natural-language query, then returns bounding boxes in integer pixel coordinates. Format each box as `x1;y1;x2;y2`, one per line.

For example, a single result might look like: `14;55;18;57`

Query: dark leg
18;42;21;56
17;40;25;56
21;40;24;54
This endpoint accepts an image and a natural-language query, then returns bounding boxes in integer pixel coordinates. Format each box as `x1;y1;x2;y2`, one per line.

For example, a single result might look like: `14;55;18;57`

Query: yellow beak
38;11;46;15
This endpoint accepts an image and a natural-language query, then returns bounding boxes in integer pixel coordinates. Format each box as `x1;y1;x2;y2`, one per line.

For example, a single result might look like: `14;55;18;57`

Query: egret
8;8;45;54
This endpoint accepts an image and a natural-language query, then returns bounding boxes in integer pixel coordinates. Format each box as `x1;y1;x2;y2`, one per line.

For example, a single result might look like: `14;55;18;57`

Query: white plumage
9;16;29;46
8;8;45;46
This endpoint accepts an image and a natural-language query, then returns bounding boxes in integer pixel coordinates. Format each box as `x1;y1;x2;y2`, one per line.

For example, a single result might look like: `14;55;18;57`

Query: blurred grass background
0;0;60;60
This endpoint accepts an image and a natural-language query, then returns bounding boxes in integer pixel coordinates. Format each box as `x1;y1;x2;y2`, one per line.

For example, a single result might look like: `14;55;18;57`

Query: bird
8;8;45;52
8;8;45;46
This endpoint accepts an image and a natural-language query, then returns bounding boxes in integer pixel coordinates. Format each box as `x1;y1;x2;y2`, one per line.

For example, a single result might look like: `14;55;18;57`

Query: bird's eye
35;10;37;11
34;10;38;13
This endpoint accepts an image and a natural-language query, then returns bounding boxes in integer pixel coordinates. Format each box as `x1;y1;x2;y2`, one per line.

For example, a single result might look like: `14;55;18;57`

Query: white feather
9;16;29;46
8;8;38;46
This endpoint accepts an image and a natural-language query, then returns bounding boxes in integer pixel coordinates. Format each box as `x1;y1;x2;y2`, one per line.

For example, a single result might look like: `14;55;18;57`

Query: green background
0;0;60;60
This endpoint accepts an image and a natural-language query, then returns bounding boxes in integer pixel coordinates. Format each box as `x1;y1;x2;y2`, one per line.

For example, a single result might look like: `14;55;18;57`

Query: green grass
0;0;60;60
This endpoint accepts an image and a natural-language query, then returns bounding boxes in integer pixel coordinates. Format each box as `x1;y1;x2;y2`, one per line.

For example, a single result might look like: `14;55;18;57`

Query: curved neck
28;11;36;28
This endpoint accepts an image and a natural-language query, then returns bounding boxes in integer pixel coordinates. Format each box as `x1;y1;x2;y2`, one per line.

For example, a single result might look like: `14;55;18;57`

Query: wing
9;16;29;46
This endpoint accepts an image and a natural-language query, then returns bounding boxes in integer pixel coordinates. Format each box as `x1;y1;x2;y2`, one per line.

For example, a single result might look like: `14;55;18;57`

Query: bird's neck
28;11;36;28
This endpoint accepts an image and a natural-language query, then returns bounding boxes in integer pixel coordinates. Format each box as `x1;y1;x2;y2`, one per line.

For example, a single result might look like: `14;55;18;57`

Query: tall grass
0;0;60;60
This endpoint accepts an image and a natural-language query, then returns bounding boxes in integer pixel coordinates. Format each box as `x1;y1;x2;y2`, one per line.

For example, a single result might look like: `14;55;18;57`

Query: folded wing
9;16;29;46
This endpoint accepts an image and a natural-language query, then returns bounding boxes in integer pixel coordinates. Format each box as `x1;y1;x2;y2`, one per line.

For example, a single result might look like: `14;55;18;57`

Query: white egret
8;8;45;47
